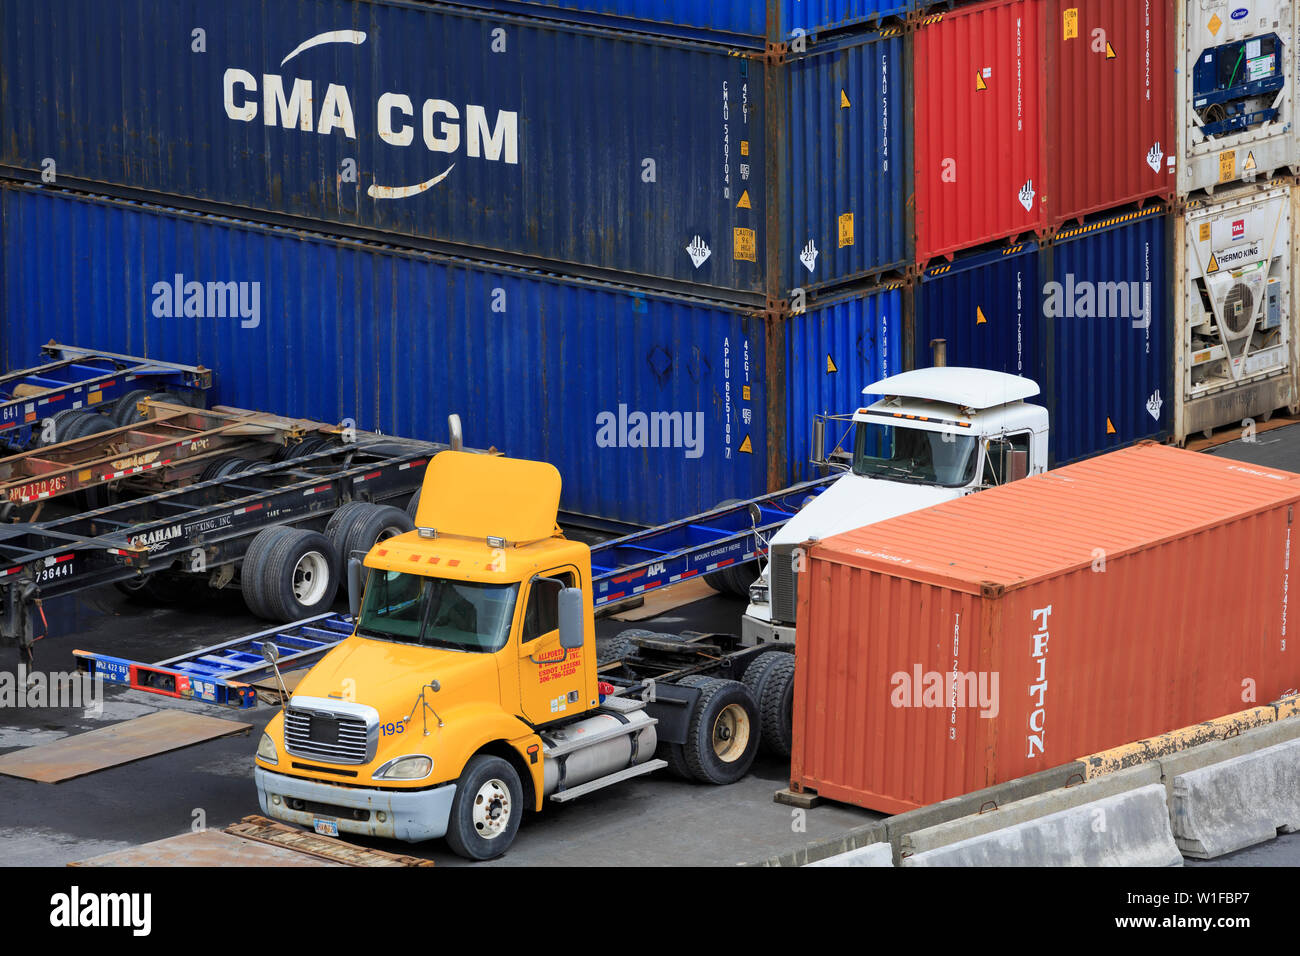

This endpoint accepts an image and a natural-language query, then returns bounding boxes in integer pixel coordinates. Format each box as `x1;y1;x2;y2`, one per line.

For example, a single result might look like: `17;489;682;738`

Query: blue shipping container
914;206;1171;466
451;0;913;48
785;282;904;484
0;0;911;302
0;185;772;526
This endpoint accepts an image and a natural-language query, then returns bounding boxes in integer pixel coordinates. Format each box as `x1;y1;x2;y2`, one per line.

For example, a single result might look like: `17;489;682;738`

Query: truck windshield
852;421;978;487
356;570;519;653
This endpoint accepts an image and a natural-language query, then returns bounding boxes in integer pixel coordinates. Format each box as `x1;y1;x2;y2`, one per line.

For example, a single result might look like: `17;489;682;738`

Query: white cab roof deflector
866;367;1041;410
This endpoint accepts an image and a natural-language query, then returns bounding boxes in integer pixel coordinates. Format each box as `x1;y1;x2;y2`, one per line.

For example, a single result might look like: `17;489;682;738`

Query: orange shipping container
791;443;1300;814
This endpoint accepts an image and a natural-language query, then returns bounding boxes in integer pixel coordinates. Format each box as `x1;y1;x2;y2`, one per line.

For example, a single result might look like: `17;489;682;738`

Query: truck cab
743;367;1049;645
254;450;779;860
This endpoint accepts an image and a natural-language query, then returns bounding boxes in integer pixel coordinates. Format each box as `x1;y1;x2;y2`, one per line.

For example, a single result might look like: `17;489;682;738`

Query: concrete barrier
1170;737;1300;859
804;842;893;867
749;820;889;868
902;784;1182;867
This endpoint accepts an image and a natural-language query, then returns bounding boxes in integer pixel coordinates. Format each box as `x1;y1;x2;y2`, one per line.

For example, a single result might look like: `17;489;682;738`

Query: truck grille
771;543;799;624
284;708;371;765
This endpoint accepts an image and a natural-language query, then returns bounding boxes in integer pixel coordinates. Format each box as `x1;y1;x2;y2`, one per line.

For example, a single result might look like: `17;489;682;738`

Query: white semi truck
742;365;1049;645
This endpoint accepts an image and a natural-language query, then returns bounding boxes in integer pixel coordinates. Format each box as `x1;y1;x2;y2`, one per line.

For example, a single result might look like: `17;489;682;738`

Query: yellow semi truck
253;450;797;860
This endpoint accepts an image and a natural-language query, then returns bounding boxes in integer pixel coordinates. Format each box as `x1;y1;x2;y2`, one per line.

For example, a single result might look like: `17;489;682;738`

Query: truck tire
109;389;153;427
679;677;760;785
276;436;329;462
200;456;257;482
342;504;414;560
239;525;296;619
114;571;187;605
596;637;636;666
654;674;710;781
444;755;523;861
740;649;786;739
256;529;340;622
758;654;797;758
325;502;372;559
37;409;88;446
700;500;757;598
62;411;116;441
405;489;422;522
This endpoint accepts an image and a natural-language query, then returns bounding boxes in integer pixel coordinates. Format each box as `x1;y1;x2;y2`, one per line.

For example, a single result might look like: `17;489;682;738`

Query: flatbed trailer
0;343;210;451
74;477;833;709
0;401;337;519
3;431;444;655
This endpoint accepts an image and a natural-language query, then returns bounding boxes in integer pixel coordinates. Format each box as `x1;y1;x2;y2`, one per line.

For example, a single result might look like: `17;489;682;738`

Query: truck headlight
373;755;433;780
257;732;278;765
749;582;769;605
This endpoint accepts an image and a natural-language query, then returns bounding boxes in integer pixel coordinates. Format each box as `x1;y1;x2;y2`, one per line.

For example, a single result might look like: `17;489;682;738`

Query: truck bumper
255;766;455;844
741;613;797;646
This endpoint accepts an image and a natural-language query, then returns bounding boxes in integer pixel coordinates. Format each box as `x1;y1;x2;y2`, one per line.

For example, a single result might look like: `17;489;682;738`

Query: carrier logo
1231;8;1250;20
222;30;519;201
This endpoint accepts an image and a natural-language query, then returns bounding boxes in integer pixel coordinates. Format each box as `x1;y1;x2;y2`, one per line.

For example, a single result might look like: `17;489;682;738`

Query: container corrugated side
784;282;905;485
0;185;769;526
449;0;914;47
1047;0;1175;225
0;0;912;302
913;242;1042;379
1044;206;1172;464
792;443;1300;812
913;0;1048;263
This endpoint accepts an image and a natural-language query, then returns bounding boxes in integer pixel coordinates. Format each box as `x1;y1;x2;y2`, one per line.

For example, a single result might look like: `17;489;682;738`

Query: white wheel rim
471;778;512;839
292;550;330;605
374;525;403;545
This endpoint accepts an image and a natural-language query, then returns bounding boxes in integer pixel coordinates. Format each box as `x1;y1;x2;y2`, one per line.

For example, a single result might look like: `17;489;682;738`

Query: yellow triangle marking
827;354;838;374
841;89;851;109
1207;253;1219;274
737;190;751;210
739;434;753;454
1105;42;1117;59
976;72;988;92
976;306;988;325
1106;418;1117;435
1244;151;1257;171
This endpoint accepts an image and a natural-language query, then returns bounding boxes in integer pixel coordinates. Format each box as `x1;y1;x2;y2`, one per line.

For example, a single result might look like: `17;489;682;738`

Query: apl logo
222;30;519;200
1232;218;1246;241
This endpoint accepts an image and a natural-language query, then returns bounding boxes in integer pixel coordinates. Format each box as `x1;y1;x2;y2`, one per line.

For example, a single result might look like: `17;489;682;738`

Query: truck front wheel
445;755;523;861
681;678;760;785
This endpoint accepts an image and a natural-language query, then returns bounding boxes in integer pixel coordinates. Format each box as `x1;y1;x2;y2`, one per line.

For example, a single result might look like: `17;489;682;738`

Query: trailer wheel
37;409;88;446
255;529;340;622
276;436;329;462
325;502;372;558
701;500;757;599
239;525;297;619
444;755;523;861
114;572;188;605
405;489;422;522
342;505;414;560
679;677;759;785
200;456;257;482
61;411;116;442
758;654;797;758
109;389;153;427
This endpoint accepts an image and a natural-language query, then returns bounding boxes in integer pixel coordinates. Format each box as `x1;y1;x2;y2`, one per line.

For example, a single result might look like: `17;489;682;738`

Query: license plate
313;818;339;837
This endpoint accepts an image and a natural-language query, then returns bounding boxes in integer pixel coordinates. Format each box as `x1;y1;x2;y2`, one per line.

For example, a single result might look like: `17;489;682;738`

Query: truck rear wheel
445;755;523;861
680;677;759;785
242;526;338;621
758;654;797;758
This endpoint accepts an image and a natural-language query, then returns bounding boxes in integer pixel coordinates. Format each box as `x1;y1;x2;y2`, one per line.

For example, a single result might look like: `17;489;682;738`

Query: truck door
517;568;584;725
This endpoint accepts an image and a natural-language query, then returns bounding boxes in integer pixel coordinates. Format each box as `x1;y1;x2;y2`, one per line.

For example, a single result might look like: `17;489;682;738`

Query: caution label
1219;150;1236;183
733;227;756;262
737;190;751;210
1105;42;1116;60
1206;253;1219;274
740;140;749;157
742;385;751;401
739;435;753;454
1063;8;1078;40
827;355;838;374
1199;222;1211;243
976;71;988;92
1244;151;1257;172
841;90;851;109
838;213;855;248
1106;418;1116;436
977;306;988;325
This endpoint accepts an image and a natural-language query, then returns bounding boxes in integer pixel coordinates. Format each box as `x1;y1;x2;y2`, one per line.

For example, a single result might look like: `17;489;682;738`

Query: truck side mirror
347;558;364;620
558;587;584;650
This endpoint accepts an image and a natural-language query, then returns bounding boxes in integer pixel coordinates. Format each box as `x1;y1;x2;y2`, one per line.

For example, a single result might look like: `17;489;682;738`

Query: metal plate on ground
250;668;311;706
224;816;434;867
69;829;346;867
0;711;251;783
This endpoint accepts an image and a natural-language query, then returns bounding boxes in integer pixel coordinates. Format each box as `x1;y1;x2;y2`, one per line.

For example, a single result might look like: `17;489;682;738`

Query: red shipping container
913;0;1175;264
1048;0;1175;226
790;444;1300;814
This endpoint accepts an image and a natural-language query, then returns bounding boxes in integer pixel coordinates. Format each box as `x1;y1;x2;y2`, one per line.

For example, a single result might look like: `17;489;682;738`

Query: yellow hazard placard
87;391;103;405
1219;150;1235;183
1063;8;1078;40
733;227;756;262
1106;418;1116;436
740;141;749;157
742;385;751;401
976;72;988;92
739;435;753;454
1199;223;1211;243
737;190;751;210
976;306;988;325
841;90;851;109
838;213;854;248
1208;13;1222;36
1244;151;1257;172
1105;42;1116;60
1206;253;1220;274
827;355;838;374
